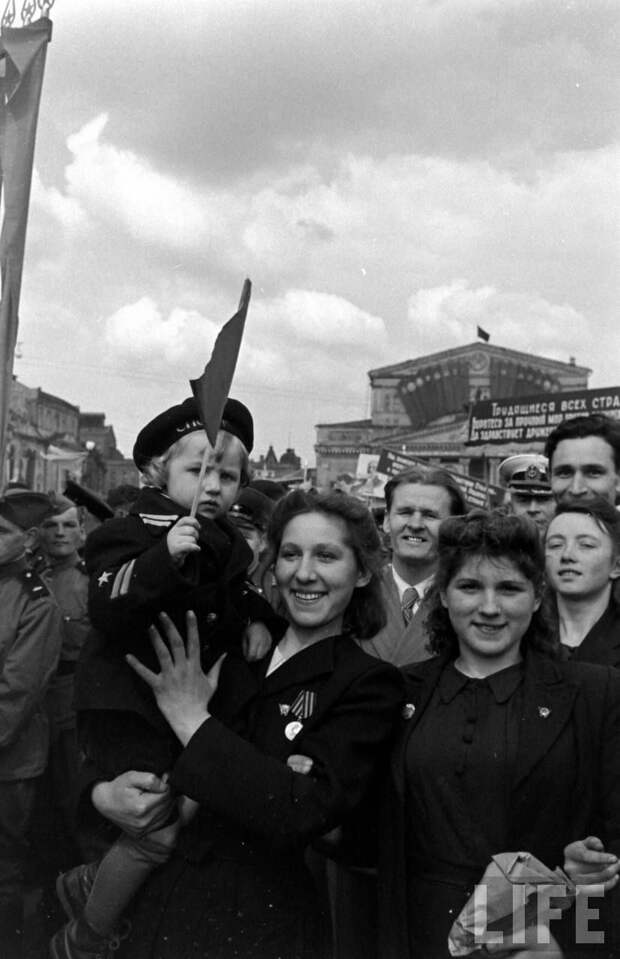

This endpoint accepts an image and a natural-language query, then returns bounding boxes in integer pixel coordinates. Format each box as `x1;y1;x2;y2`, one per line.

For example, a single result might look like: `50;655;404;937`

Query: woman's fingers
286;755;314;775
158;612;186;662
185;610;201;664
125;653;159;688
206;653;227;689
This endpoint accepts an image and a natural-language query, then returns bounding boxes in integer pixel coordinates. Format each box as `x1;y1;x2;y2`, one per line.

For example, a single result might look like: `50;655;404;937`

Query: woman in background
545;497;620;667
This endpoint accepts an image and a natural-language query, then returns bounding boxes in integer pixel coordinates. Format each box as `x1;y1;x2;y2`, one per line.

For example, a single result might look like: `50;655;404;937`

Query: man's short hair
384;467;467;516
545;414;620;470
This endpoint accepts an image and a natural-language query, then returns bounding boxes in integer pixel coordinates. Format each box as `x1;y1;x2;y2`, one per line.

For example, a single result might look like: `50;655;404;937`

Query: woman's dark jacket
567;596;620;669
378;651;620;959
124;634;403;959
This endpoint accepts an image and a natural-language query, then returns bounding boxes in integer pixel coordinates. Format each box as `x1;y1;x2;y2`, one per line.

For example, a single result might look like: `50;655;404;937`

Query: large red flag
0;16;52;487
190;279;251;448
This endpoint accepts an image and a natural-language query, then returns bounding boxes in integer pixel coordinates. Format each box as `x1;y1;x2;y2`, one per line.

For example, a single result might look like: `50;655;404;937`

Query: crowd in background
0;406;619;959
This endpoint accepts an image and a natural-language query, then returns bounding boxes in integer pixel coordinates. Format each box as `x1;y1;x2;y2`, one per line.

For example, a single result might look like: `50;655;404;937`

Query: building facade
315;342;590;489
3;378;139;494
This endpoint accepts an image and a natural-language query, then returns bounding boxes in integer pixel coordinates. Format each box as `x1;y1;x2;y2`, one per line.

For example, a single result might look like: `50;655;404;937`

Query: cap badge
402;703;416;720
526;464;541;480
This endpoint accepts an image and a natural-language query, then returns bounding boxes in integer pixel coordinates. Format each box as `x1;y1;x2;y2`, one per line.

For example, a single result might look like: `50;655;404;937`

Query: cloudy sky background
14;0;620;463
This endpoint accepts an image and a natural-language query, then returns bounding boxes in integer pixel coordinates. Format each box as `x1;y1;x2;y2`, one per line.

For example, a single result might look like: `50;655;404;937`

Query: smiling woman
85;490;402;959
379;510;620;959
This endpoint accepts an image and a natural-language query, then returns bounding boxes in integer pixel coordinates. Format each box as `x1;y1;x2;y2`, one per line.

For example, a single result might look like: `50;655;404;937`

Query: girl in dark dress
84;491;403;959
379;510;620;959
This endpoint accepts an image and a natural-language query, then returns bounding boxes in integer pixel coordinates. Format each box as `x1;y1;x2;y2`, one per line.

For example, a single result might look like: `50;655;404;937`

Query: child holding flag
50;395;278;959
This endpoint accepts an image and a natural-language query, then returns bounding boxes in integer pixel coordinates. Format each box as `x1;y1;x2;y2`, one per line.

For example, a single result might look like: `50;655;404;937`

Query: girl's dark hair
268;490;386;639
424;509;558;659
549;497;620;555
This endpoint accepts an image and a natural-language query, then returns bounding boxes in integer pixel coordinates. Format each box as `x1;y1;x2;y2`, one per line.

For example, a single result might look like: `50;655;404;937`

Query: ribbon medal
283;689;317;741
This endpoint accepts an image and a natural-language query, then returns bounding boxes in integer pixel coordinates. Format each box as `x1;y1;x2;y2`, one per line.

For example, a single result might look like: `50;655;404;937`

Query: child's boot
49;916;130;959
56;862;99;920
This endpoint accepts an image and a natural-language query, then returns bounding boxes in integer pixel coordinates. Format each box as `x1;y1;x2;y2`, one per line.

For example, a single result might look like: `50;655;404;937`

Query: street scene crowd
1;400;619;959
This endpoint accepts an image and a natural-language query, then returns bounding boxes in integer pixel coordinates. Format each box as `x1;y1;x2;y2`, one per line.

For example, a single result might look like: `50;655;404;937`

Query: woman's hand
126;611;225;745
92;771;174;838
564;836;620;892
243;621;273;662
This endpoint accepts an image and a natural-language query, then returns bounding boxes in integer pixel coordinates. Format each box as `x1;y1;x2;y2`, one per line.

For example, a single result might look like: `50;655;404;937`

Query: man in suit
363;467;467;666
545;413;620;506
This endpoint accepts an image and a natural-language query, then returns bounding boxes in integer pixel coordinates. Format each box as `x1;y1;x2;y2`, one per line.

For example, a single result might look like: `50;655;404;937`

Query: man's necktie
401;586;419;625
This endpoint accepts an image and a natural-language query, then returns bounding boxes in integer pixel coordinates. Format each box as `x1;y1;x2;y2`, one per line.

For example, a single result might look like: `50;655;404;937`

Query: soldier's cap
64;480;115;521
0;491;55;530
133;397;254;470
229;487;273;532
498;454;552;496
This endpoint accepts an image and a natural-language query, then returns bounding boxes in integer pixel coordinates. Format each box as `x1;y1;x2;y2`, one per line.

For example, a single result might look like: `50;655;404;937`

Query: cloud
407;280;587;359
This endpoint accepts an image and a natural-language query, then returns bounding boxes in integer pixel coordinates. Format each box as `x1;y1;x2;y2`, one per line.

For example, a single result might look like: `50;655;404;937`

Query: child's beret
133;397;254;469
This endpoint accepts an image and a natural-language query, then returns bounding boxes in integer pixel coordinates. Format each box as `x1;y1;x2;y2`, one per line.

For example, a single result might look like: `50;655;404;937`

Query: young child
51;397;278;959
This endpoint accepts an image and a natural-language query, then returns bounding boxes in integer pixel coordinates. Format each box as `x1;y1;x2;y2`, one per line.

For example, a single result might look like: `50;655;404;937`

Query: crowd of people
0;399;619;959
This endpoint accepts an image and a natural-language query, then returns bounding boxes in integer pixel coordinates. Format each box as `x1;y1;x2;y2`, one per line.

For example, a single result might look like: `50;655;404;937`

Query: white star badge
98;571;112;586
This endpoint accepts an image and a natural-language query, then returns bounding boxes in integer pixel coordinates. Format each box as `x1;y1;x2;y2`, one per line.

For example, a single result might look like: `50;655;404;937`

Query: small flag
190;279;251;448
477;325;490;342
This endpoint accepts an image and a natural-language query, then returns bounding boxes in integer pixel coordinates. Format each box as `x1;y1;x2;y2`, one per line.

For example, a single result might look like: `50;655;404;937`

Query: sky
12;0;620;464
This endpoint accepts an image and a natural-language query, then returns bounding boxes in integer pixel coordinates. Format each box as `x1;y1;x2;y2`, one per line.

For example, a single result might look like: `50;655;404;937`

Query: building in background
3;377;139;494
250;445;316;488
315;343;590;489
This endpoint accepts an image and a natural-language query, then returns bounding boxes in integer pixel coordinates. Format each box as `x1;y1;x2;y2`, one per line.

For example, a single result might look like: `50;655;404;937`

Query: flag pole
189;279;251;519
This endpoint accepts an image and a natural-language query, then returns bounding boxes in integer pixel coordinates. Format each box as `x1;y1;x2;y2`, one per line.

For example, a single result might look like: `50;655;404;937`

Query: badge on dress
538;706;551;719
402;703;416;720
285;721;303;741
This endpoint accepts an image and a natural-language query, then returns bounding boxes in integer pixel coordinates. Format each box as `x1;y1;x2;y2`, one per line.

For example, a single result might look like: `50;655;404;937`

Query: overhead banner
0;17;53;485
375;448;503;510
467;385;620;446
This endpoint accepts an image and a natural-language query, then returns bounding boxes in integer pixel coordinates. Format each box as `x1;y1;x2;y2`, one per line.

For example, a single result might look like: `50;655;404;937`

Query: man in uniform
364;466;467;666
498;453;555;535
0;492;62;957
545;413;620;506
37;496;90;866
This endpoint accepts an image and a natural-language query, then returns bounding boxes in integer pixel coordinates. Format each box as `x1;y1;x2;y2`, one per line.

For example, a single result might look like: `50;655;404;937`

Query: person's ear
439;589;448;609
609;553;620;582
382;510;391;537
532;592;543;612
355;568;372;589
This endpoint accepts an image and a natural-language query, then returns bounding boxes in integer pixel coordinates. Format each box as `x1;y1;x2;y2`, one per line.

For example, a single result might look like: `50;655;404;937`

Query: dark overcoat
75;486;279;735
569;596;620;669
378;651;620;959
123;634;403;959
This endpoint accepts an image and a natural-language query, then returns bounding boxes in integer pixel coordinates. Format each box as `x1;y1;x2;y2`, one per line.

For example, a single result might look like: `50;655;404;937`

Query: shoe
56;862;98;920
49;917;131;959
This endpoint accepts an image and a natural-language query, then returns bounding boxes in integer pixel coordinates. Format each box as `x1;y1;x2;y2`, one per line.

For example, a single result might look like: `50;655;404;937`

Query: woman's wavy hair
424;509;558;659
267;490;386;639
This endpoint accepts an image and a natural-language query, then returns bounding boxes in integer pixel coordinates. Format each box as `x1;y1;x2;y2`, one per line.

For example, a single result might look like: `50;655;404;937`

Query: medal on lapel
282;689;317;741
